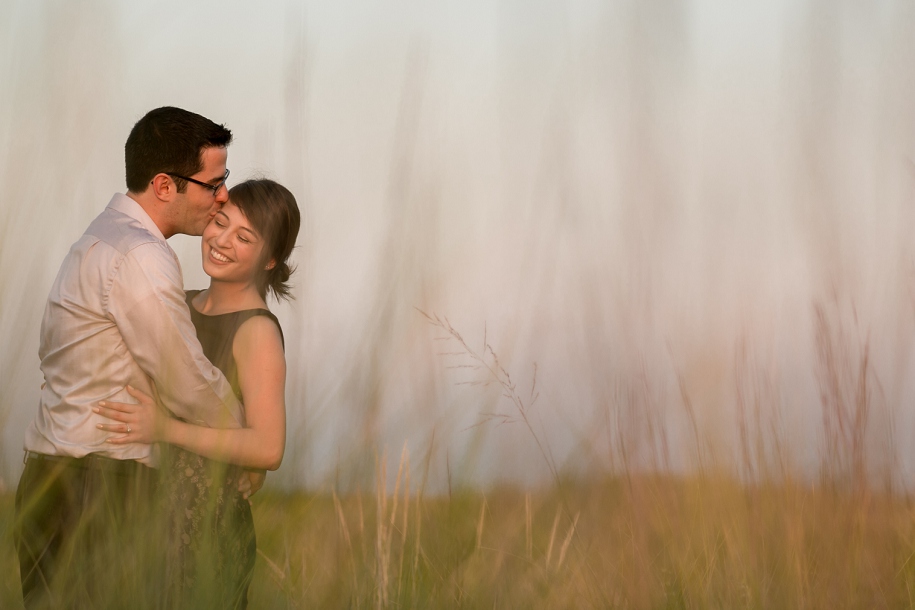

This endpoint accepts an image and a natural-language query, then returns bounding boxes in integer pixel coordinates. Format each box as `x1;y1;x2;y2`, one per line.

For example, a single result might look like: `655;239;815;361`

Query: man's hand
95;385;166;444
238;469;267;503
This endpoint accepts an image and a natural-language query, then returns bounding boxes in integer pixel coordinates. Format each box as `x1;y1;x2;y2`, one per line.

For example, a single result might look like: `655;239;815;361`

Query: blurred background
3;0;915;492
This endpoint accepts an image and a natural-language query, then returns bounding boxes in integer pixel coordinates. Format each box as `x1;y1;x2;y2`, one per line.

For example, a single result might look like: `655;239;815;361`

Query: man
15;107;248;608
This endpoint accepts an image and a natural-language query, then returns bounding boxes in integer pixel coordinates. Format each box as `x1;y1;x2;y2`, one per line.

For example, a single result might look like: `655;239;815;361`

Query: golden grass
3;473;906;608
243;477;915;609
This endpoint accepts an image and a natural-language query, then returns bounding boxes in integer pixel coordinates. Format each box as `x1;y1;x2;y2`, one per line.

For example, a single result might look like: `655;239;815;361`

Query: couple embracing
14;107;300;609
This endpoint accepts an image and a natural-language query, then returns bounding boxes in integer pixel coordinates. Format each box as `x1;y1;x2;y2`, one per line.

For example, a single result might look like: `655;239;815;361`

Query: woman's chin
201;259;225;281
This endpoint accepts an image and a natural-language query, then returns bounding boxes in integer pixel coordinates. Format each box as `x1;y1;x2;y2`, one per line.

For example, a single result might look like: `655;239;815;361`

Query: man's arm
98;315;286;468
106;241;243;429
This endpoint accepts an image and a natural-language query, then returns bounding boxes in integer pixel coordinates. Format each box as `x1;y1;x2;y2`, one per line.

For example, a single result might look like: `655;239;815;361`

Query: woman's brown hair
227;179;301;301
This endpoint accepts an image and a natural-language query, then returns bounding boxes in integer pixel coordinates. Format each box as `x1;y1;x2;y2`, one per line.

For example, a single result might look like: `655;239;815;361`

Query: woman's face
201;201;269;286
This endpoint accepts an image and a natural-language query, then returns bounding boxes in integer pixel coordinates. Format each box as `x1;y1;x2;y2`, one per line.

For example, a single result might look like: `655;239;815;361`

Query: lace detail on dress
160;446;256;609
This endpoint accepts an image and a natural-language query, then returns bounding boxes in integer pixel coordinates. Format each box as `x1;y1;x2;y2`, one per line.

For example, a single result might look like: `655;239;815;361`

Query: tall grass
3;474;915;608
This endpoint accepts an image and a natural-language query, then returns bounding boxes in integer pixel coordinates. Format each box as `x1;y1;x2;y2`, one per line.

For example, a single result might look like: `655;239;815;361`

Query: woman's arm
97;315;287;470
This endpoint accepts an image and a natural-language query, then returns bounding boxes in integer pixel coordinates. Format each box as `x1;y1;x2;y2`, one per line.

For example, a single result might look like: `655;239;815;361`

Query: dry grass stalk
545;507;561;571
412;478;423;602
397;449;410;600
556;511;580;571
735;335;787;484
374;452;389;609
672;360;705;475
735;336;757;483
333;490;354;551
525;492;532;560
332;489;360;595
610;361;671;486
417;309;559;487
256;548;287;584
411;505;422;601
476;497;487;551
371;445;412;608
813;299;882;492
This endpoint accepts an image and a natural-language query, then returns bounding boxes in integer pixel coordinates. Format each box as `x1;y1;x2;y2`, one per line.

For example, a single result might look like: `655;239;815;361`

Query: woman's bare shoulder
233;314;285;359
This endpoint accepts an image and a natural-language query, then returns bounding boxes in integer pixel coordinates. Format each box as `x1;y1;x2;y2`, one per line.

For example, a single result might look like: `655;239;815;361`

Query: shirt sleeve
105;241;244;429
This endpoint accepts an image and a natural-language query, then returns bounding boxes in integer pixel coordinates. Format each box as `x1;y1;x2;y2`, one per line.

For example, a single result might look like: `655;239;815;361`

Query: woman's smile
208;247;232;263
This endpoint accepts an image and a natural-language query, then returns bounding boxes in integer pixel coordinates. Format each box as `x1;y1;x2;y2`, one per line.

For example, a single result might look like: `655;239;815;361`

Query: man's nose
214;183;229;205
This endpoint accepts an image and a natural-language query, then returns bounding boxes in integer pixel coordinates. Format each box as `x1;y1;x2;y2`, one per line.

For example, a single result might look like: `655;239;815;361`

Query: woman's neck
192;280;268;315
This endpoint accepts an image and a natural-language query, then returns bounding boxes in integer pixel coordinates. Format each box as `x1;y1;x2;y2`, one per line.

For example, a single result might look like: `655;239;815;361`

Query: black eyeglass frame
164;169;230;195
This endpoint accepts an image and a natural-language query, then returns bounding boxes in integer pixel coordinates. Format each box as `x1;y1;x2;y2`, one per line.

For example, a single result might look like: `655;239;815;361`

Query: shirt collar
106;193;167;242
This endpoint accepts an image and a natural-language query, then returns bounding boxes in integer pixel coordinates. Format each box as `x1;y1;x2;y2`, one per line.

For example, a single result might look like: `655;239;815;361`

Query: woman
95;179;301;608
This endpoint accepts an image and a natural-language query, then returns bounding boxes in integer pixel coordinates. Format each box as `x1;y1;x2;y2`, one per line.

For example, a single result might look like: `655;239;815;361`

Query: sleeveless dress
159;290;283;609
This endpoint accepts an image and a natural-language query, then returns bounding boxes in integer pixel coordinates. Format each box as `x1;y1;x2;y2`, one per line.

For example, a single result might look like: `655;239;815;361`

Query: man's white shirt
24;193;243;465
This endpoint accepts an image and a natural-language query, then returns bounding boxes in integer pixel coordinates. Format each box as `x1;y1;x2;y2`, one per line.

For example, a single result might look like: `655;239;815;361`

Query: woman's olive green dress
160;290;282;609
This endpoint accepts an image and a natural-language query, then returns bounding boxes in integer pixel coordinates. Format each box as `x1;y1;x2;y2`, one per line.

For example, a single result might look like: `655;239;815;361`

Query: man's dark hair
125;107;232;193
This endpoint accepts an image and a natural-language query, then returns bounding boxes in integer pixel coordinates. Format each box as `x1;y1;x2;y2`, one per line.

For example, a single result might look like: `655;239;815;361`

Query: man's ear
150;174;175;201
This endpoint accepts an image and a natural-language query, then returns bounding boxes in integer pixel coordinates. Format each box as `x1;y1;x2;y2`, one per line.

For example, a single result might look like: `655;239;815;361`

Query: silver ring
126;425;131;433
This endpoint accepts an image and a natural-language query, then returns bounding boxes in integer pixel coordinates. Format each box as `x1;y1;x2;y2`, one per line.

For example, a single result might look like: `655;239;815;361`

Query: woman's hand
238;469;267;503
95;385;166;444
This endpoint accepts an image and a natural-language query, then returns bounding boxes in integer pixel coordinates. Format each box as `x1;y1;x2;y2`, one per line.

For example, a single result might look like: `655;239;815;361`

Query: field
3;473;915;609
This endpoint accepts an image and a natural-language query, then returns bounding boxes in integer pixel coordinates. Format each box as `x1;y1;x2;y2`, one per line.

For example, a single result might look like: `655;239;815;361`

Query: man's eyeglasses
165;169;230;195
